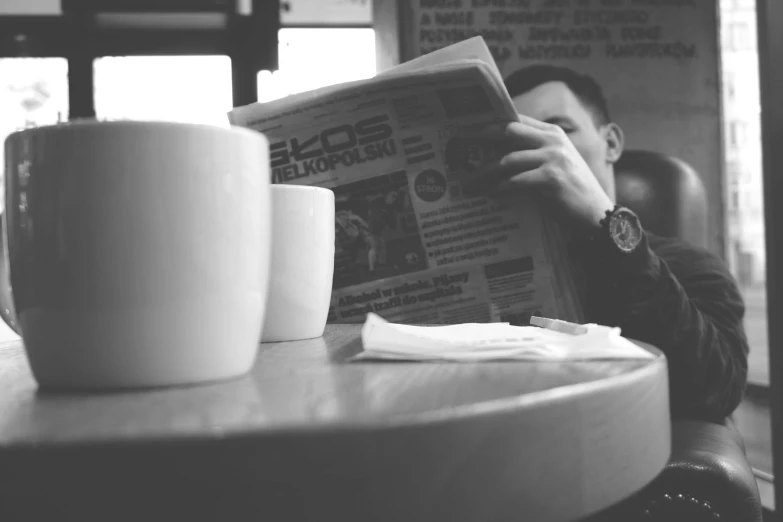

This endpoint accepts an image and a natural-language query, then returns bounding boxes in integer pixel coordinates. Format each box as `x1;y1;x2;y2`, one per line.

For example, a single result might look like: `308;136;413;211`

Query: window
0;57;68;202
726;160;741;183
280;0;372;25
255;0;376;104
728;22;752;50
0;57;67;343
93;55;232;125
725;72;736;101
731;189;740;211
257;28;375;103
729;120;750;147
0;57;67;134
719;0;772;493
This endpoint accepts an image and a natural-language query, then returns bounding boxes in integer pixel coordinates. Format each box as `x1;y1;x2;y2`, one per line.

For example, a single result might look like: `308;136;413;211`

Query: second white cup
261;185;335;343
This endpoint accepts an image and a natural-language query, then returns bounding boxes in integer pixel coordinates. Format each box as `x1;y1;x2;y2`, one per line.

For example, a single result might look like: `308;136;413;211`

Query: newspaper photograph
229;37;581;325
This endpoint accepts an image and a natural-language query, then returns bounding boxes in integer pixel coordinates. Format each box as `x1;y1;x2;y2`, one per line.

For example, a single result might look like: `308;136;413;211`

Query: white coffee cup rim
271;184;334;196
7;119;265;144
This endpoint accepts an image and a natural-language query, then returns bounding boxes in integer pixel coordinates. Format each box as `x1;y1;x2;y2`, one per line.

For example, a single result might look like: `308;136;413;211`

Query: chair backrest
615;150;709;249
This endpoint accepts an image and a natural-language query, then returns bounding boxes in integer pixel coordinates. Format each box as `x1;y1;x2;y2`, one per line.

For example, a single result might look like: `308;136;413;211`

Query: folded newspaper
229;37;584;326
353;313;654;362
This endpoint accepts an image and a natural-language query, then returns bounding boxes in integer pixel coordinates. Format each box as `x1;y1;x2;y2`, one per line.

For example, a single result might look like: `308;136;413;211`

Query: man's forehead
510;81;588;121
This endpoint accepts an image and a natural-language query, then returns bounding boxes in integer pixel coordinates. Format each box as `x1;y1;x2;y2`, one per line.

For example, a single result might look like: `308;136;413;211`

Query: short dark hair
504;64;611;126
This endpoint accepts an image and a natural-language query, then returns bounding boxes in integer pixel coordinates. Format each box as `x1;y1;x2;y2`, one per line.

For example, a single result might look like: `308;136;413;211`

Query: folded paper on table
353;313;655;362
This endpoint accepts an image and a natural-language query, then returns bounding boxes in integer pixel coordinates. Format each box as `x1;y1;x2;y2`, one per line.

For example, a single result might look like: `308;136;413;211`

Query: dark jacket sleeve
585;233;749;421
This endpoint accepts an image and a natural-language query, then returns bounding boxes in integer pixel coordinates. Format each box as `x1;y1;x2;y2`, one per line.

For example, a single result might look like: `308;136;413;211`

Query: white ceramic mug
0;120;271;390
260;185;334;343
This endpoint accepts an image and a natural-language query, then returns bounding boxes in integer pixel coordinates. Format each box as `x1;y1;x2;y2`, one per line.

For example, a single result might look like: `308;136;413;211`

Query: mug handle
0;212;21;335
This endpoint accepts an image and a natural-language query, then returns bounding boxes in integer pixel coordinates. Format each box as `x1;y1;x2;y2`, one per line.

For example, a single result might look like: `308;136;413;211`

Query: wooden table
0;324;670;522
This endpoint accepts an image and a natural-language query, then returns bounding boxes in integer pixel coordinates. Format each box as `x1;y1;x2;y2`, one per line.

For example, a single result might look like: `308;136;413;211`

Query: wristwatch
595;205;644;255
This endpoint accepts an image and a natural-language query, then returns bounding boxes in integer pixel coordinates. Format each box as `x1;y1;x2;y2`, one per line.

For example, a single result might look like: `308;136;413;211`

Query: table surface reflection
0;324;671;522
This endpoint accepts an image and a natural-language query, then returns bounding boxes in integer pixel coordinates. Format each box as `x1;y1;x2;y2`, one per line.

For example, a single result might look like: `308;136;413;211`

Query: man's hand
465;114;614;233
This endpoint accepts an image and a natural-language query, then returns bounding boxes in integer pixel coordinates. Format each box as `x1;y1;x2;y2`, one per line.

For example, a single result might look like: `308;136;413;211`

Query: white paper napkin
352;313;655;362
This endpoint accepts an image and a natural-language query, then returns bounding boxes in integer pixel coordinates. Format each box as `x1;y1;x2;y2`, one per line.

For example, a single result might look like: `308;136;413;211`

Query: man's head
504;64;624;200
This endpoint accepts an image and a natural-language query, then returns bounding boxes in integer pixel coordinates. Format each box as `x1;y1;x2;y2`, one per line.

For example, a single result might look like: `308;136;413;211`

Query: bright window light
257;28;376;103
94;55;233;126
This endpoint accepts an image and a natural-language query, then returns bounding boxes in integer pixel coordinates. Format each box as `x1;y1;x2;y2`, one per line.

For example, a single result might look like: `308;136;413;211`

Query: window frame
757;0;783;513
0;0;280;115
1;0;373;115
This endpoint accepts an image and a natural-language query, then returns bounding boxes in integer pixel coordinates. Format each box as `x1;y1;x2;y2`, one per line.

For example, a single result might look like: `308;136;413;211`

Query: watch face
608;208;643;253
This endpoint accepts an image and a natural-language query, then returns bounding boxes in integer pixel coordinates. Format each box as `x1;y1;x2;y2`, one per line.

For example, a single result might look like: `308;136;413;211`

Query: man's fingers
462;149;548;195
515;113;554;131
491;149;548;180
460;120;510;137
481;168;552;198
507;166;552;189
460;120;551;148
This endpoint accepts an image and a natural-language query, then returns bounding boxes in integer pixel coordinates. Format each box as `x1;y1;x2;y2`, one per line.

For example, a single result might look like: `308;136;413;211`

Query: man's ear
604;122;624;164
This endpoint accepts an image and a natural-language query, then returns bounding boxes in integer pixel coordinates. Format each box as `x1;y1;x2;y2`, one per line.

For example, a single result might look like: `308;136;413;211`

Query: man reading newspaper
232;38;584;328
492;64;748;422
230;38;747;421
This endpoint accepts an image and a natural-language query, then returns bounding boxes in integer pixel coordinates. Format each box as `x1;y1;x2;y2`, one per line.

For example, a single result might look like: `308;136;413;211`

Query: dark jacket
576;232;749;422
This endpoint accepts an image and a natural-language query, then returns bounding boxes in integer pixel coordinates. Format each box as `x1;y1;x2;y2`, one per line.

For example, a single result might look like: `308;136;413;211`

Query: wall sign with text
414;0;701;66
